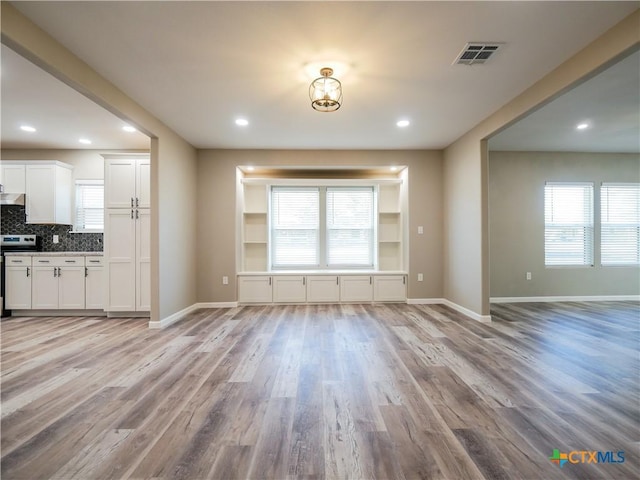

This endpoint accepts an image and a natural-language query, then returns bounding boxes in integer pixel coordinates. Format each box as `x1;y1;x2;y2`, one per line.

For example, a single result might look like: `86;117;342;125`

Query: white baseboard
406;298;491;323
491;295;640;303
148;302;238;329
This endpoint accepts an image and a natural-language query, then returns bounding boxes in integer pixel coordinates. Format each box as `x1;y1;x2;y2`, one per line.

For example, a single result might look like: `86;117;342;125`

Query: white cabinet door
31;264;58;309
340;275;373;302
58;265;85;309
105;209;136;311
273;275;307;303
238;276;272;303
136;160;151;209
373;275;406;302
25;164;72;224
85;266;105;310
5;265;32;309
1;165;26;193
136;209;151;311
307;275;340;303
104;159;137;209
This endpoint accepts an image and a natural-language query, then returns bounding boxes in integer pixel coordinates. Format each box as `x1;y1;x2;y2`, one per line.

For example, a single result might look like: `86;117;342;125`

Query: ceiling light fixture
396;120;410;128
78;138;92;145
20;125;36;132
235;118;249;126
576;122;590;130
309;67;342;112
122;125;137;133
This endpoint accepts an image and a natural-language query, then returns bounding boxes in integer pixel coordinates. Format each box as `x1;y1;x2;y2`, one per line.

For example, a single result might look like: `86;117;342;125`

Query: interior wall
0;149;118;180
442;10;639;318
1;3;199;323
489;151;640;298
196;149;444;303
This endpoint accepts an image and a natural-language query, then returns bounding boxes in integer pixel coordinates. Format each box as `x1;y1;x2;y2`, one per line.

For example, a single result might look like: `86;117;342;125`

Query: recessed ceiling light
396;120;410;128
576;123;590;130
79;138;92;145
122;125;137;133
20;125;36;132
246;166;255;172
390;166;398;172
235;118;249;126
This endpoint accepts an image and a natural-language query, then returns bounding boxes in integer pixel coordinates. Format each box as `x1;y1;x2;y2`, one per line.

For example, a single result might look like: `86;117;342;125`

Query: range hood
0;193;25;206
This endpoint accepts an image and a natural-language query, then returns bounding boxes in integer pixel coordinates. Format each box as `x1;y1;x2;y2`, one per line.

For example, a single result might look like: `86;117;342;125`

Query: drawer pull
26;267;30;277
13;260;23;263
89;260;100;263
39;260;50;263
65;260;76;263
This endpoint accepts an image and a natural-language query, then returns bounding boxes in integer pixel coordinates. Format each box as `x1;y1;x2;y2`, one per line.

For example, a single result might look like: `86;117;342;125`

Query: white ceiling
2;1;639;152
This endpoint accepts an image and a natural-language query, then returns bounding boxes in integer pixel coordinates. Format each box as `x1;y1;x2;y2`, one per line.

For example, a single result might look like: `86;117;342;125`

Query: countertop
4;252;103;257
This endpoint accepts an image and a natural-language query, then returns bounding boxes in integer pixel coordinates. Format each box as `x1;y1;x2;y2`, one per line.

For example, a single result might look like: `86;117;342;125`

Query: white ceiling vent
454;43;502;66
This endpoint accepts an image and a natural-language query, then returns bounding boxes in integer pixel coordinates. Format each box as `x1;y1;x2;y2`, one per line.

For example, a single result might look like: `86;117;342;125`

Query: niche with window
238;172;406;272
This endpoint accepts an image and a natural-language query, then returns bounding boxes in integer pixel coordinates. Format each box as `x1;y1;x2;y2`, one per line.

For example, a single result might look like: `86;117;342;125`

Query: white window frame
73;179;104;233
601;183;640;266
269;183;377;270
544;182;594;267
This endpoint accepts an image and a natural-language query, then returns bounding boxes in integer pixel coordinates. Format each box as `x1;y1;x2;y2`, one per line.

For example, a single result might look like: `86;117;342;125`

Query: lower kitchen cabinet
85;257;105;310
5;257;32;310
238;275;272;303
32;257;85;309
340;275;374;302
306;275;340;303
273;275;306;303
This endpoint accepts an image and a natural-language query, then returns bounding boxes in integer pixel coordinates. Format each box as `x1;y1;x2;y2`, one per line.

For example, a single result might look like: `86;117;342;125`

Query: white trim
491;295;640;303
442;299;492;323
148;302;238;329
406;298;446;305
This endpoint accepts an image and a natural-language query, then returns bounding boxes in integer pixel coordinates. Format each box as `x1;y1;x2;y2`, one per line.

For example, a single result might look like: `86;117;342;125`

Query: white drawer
5;256;32;266
85;256;105;267
33;256;85;267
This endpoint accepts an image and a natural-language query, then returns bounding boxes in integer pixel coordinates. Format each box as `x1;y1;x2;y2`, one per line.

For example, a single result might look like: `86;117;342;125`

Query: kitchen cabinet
238;276;272;303
104;156;150;313
339;275;373;302
306;275;340;303
25;162;73;224
31;257;85;309
273;275;306;303
5;257;32;309
85;257;105;310
1;163;26;193
373;275;406;302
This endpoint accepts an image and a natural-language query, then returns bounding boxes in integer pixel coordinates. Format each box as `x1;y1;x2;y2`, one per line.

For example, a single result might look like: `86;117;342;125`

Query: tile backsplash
1;205;103;252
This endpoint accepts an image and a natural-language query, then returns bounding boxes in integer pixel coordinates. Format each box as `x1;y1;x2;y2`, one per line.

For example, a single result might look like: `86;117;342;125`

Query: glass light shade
309;68;342;112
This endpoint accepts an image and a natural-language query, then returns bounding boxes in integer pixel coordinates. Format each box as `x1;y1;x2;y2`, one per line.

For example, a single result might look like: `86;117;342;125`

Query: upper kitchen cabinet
24;161;73;224
104;157;150;209
1;163;26;193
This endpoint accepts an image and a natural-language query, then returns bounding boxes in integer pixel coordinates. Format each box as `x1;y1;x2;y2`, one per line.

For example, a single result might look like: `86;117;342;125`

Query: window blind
326;187;374;267
544;183;593;266
75;182;104;231
601;183;640;265
271;187;319;267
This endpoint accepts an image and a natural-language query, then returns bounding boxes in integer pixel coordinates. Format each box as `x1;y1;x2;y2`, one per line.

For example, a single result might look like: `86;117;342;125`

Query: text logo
550;449;624;468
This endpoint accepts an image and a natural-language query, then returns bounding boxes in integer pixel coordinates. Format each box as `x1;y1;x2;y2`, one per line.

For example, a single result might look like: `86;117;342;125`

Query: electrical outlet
222;276;229;285
418;226;424;235
526;272;532;280
53;235;59;244
418;273;423;282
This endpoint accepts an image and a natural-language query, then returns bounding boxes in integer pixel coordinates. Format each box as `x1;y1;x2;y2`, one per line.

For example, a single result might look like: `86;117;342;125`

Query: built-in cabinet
238;273;406;304
1;161;73;224
5;257;32;310
104;156;150;313
241;183;268;271
4;255;104;311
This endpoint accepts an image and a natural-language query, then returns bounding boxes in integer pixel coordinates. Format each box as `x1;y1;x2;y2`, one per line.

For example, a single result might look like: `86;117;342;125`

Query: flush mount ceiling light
576;122;590;130
122;125;137;133
78;138;92;145
309;67;342;112
235;118;249;126
20;125;36;132
396;120;410;128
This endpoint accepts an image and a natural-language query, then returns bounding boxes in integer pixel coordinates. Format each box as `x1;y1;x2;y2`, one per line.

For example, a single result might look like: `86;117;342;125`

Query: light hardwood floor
1;302;638;479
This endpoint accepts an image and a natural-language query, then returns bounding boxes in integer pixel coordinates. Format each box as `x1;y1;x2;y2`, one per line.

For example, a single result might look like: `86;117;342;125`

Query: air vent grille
454;43;502;65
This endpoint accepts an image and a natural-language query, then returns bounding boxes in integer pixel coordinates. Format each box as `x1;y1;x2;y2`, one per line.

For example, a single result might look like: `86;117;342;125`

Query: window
270;185;375;269
74;180;104;232
544;183;593;266
601;183;640;265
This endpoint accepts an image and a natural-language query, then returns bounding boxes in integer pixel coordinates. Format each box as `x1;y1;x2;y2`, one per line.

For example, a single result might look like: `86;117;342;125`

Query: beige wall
489;151;640;298
196;150;443;303
443;10;639;317
1;3;198;323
